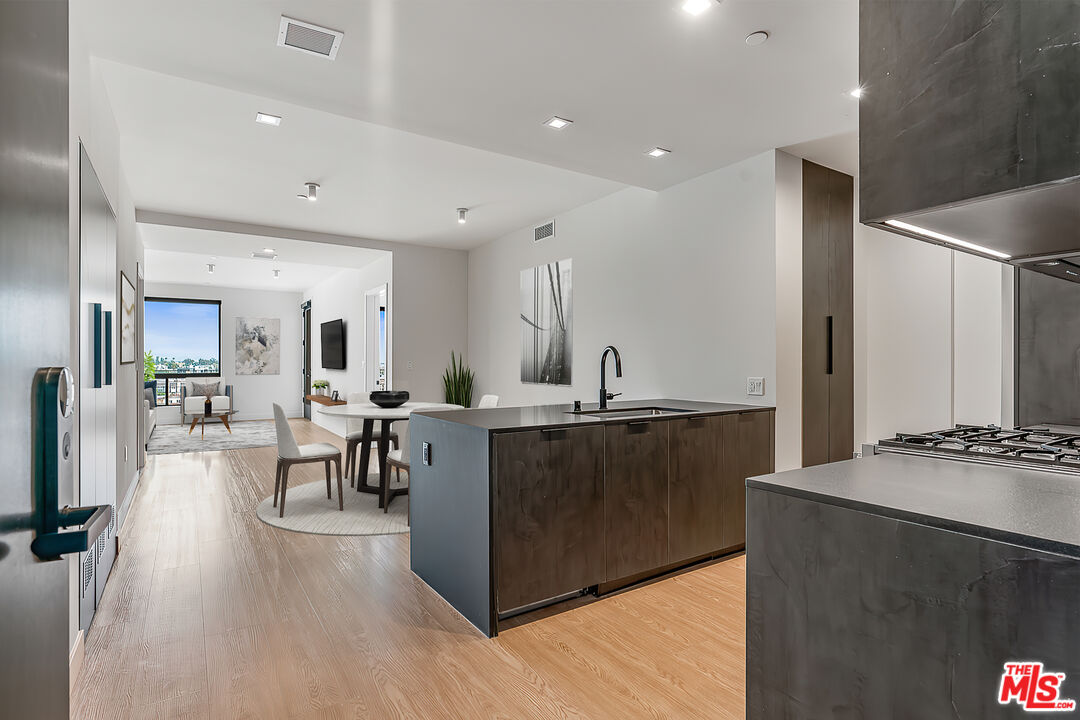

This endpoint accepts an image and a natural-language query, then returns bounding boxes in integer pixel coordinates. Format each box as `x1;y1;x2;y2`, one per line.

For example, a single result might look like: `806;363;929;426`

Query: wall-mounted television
321;319;346;369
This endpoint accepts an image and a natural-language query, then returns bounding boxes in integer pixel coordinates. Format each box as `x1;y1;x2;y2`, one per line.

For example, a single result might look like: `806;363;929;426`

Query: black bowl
370;390;409;408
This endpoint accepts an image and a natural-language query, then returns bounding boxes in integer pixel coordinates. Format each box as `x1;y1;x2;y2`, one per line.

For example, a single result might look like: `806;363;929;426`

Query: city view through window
145;298;221;405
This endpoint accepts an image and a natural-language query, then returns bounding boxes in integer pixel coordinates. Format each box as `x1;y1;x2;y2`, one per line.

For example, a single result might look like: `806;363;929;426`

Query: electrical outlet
407;361;414;371
423;442;432;466
747;377;765;396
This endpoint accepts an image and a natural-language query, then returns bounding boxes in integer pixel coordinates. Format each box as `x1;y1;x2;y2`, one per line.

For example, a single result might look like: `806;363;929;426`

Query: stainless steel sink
569;406;694;420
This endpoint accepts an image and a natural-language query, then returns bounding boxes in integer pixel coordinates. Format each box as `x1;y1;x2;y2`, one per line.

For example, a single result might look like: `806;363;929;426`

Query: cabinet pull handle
627;421;651;427
540;428;566;438
826;315;833;376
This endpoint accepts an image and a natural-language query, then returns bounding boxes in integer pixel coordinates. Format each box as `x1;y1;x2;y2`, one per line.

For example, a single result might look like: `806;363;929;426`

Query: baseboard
69;629;84;693
117;466;142;533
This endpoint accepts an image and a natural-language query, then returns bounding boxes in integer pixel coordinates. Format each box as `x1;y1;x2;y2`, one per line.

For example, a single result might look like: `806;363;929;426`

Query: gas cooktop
877;424;1080;474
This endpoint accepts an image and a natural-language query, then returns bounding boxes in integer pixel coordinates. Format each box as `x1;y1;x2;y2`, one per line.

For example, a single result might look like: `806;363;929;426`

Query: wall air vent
277;16;344;60
251;250;278;260
534;220;555;243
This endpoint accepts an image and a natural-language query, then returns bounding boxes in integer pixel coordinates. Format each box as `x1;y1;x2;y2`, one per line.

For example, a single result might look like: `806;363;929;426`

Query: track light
273;269;280;280
207;263;215;274
297;182;319;201
458;207;468;224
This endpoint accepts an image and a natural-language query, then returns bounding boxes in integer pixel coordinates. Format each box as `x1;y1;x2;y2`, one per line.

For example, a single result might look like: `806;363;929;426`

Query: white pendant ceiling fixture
297;182;319;202
457;207;468;224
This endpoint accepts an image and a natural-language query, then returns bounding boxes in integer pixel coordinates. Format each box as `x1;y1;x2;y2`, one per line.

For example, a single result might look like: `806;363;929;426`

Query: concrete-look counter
747;453;1080;718
412;398;772;432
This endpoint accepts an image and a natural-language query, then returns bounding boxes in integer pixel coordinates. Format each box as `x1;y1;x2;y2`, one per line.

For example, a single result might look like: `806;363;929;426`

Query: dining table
318;401;462;511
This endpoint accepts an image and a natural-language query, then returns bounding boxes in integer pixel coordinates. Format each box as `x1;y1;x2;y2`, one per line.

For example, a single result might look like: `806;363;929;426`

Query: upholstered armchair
179;380;233;424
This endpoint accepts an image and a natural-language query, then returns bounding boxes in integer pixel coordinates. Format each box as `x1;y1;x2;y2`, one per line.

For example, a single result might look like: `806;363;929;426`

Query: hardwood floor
72;419;746;719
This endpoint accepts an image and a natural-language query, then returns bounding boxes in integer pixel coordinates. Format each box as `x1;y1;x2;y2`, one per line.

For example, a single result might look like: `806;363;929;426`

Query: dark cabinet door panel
669;415;725;563
494;426;605;612
723;411;775;549
802;160;833;468
605;421;670;581
828;169;855;463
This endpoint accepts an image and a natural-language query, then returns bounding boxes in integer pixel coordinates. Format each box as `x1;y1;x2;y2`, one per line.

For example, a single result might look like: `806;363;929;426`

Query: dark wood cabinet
803;159;854;467
493;426;605;612
669;415;725;563
605;421;670;581
722;410;775;549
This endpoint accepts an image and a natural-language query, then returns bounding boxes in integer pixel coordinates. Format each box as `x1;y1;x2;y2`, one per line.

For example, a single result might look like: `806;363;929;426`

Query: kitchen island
747;453;1080;718
409;399;774;636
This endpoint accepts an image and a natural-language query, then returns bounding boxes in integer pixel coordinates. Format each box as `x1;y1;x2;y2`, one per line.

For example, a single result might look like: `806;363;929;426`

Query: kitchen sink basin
569;406;694;420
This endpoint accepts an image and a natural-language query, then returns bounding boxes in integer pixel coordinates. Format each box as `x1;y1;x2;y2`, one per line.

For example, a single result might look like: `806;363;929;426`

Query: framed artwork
520;258;572;385
236;317;281;375
119;271;136;364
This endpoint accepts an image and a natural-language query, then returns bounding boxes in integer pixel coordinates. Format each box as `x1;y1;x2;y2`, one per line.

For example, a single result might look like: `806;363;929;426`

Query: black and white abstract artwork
236;317;281;375
520;258;572;385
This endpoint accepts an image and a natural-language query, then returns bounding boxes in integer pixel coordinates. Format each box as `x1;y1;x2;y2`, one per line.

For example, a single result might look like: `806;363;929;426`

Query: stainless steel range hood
858;0;1080;281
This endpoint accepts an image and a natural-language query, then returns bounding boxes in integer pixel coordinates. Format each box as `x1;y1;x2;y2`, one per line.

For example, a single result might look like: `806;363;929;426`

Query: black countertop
412;398;773;432
748;453;1080;558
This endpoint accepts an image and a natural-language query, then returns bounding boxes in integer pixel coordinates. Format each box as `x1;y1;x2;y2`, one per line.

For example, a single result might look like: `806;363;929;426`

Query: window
144;297;221;406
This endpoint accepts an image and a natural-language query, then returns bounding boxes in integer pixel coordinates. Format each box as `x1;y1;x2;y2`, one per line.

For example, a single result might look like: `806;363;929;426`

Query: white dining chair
344;392;398;487
385;420;411;523
273;403;343;518
477;394;499;408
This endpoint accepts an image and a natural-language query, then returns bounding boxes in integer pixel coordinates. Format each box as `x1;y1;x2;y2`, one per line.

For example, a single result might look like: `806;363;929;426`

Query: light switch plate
747;377;765;396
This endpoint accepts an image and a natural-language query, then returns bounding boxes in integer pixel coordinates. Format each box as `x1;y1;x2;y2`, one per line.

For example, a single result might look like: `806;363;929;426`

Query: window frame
145;296;223;406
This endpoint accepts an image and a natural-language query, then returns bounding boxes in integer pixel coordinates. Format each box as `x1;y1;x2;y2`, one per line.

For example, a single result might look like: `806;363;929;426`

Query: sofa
143;386;157;447
179;380;233;425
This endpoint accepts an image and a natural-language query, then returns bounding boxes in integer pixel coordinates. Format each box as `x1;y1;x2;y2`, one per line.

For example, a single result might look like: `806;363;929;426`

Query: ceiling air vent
534;220;555;243
277;17;344;60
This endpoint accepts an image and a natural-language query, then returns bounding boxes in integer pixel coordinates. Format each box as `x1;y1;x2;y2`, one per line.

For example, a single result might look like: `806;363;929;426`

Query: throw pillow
143;380;157;408
191;380;221;399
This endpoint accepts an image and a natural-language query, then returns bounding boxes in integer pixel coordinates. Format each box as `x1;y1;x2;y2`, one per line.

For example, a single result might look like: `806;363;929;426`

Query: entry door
0;2;75;717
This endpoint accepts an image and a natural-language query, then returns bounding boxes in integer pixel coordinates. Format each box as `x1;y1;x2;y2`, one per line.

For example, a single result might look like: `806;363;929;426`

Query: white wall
467;151;778;410
773;151;803;471
303;255;393;436
144;282;303;423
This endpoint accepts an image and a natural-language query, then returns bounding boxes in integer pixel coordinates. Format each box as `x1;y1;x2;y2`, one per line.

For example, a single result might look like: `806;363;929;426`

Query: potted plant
143;350;157;382
442;351;474;408
312;380;329;397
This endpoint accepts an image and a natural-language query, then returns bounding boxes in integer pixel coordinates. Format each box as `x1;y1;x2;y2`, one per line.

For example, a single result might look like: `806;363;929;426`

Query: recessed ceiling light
646;147;671;158
884;219;1010;260
263;247;275;254
849;87;864;99
682;0;714;16
255;112;282;126
544;116;573;130
457;208;468;224
745;31;769;46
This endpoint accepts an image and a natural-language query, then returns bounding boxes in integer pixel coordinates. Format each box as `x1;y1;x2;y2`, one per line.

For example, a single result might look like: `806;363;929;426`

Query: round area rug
255;472;409;535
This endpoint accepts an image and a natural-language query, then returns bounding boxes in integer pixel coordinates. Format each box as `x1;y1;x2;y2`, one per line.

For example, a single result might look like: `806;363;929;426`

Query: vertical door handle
826;315;834;375
104;310;113;386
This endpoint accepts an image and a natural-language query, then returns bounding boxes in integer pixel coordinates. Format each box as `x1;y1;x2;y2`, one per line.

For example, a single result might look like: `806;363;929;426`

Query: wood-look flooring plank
72;418;749;720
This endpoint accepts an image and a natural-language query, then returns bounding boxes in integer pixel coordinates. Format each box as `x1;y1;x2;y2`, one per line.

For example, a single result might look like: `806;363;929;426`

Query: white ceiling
82;0;859;249
141;223;389;292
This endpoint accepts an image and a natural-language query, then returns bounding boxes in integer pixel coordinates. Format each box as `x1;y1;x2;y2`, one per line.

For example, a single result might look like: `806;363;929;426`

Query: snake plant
442;351;475;408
